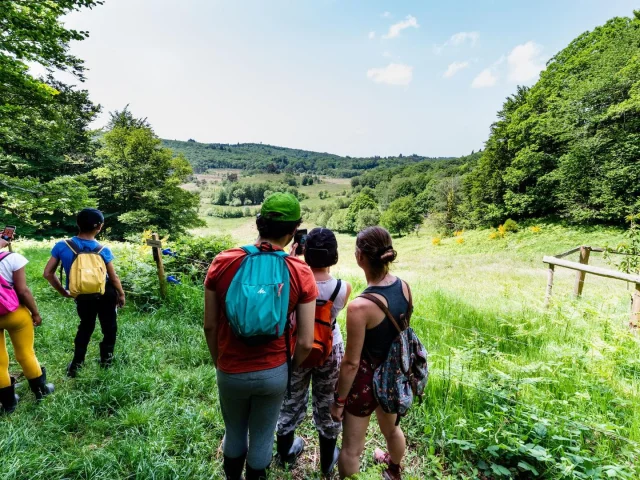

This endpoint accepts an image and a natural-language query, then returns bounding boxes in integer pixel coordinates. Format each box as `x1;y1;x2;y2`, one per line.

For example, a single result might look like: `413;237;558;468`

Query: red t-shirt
204;243;318;374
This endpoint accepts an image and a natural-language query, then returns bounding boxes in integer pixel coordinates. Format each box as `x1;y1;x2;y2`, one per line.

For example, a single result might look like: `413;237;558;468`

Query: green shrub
503;218;519;232
166;235;234;279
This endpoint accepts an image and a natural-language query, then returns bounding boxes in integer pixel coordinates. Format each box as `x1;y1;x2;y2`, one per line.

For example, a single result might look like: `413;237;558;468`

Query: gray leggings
217;362;288;470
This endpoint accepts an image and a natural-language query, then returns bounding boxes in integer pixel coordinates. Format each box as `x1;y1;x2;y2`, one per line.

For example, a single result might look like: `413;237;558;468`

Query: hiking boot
67;361;82;378
245;465;267;480
223;453;246;480
276;432;305;466
319;435;339;475
0;377;19;414
99;344;115;368
28;366;55;401
374;448;402;480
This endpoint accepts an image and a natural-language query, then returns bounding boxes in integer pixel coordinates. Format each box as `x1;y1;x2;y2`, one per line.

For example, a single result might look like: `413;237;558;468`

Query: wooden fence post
544;264;555;308
147;233;167;298
573;246;591;298
631;283;640;330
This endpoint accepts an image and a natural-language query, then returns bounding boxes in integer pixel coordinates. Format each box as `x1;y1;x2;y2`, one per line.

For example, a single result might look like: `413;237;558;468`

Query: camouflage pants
277;342;344;439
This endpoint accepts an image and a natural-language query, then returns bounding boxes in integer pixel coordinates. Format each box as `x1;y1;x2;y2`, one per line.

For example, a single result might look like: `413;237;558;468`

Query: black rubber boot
99;344;115;368
245;465;267;480
0;377;19;414
28;366;54;401
319;435;340;475
68;346;87;378
223;453;246;480
276;432;304;466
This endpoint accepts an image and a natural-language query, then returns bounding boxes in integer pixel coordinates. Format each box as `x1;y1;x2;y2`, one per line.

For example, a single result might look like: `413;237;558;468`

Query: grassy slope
1;221;639;479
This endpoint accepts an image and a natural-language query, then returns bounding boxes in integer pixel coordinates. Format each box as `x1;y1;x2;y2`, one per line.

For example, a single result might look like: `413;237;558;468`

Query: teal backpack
225;244;291;344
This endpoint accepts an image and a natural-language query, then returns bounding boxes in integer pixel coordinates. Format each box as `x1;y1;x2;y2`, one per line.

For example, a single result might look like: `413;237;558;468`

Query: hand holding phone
1;226;15;242
293;229;308;256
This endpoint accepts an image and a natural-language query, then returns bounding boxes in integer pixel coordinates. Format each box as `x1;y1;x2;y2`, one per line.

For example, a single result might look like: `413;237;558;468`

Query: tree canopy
468;12;640;225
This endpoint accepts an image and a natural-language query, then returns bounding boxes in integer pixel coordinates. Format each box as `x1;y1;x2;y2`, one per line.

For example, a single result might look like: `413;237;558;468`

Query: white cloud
381;11;392;18
382;50;392;58
443;61;470;78
368;31;376;40
382;15;419;40
434;31;480;54
471;68;498;88
367;63;413;86
507;41;544;83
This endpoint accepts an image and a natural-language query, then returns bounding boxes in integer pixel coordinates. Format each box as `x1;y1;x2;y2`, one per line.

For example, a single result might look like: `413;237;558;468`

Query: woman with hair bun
331;226;412;480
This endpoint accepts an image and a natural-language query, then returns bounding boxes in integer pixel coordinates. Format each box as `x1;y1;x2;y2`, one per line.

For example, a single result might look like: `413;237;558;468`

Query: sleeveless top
316;277;348;346
362;277;409;361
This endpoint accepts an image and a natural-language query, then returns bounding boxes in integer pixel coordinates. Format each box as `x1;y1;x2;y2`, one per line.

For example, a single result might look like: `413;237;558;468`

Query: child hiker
276;227;352;476
43;208;125;377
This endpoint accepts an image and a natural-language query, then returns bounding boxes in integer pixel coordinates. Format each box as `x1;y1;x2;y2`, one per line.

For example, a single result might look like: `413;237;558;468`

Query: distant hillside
161;139;453;177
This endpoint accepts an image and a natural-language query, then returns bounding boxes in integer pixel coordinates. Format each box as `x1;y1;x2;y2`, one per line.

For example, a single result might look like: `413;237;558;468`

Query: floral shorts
345;357;378;417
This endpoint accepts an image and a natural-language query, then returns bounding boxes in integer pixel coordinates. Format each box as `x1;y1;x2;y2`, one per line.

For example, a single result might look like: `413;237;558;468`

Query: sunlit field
3;215;638;479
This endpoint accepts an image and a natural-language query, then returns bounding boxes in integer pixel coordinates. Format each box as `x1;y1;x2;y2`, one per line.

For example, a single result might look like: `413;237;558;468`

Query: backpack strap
359;293;404;334
64;239;79;256
240;245;260;255
92;244;104;254
0;252;12;263
329;279;342;303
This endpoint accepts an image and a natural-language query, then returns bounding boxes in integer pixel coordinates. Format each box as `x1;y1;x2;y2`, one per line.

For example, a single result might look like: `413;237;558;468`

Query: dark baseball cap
304;227;338;268
77;208;104;232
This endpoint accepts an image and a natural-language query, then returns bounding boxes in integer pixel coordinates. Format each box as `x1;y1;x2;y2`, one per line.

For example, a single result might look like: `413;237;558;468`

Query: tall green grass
1;223;639;479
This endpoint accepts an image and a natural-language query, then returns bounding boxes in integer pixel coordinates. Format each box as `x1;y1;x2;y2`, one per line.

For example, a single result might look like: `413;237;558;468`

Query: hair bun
379;248;397;263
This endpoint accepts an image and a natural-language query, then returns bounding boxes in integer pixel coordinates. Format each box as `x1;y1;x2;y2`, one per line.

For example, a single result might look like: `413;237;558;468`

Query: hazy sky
62;0;637;157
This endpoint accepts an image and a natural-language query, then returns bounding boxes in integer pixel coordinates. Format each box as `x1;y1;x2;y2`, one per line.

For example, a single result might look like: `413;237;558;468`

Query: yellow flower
454;230;464;237
456;237;464;244
489;232;498;240
530;226;541;233
432;237;442;246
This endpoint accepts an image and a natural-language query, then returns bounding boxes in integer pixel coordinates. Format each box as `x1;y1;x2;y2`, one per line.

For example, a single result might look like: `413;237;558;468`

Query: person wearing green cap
204;192;317;480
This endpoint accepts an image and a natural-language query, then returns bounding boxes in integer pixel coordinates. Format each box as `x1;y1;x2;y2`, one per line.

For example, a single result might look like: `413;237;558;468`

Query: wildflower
456;237;464;244
530;226;541;233
432;237;441;246
454;230;464;237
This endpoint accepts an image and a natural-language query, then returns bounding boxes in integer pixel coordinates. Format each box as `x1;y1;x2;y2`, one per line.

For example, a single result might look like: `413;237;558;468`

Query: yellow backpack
64;239;107;297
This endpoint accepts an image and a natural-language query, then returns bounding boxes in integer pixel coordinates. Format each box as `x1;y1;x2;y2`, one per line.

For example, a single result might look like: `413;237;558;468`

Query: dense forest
162;139;454;177
0;1;202;239
340;12;640;230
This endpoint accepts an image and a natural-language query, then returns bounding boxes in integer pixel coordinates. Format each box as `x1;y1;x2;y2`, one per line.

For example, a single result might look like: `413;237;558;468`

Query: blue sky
63;0;638;157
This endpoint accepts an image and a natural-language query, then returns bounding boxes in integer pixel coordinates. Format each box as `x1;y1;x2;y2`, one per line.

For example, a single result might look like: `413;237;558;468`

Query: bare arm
204;287;219;367
105;262;125;307
13;267;41;326
292;300;315;368
43;256;71;298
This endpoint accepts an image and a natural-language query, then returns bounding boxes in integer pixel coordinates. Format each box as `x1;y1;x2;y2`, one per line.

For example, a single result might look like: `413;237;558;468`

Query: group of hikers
0;208;124;413
0;194;426;480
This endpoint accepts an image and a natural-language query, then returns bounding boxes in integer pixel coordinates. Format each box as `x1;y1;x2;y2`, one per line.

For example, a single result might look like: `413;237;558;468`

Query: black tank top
362;278;410;361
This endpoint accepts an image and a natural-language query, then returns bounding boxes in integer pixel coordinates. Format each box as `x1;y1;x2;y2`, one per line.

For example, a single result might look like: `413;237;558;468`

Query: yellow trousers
0;306;42;388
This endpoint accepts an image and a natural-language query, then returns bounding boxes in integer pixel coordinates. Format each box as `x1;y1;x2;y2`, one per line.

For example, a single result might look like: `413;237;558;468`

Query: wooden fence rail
542;246;640;329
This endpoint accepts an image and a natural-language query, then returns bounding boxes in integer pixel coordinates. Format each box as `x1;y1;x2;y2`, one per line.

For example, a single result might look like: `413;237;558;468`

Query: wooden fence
543;246;640;328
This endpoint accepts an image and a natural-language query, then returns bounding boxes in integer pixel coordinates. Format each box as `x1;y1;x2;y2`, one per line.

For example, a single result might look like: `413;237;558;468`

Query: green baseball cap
261;192;301;222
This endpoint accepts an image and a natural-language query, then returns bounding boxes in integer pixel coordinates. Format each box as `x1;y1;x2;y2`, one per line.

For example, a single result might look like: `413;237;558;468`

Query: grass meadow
1;216;639;479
